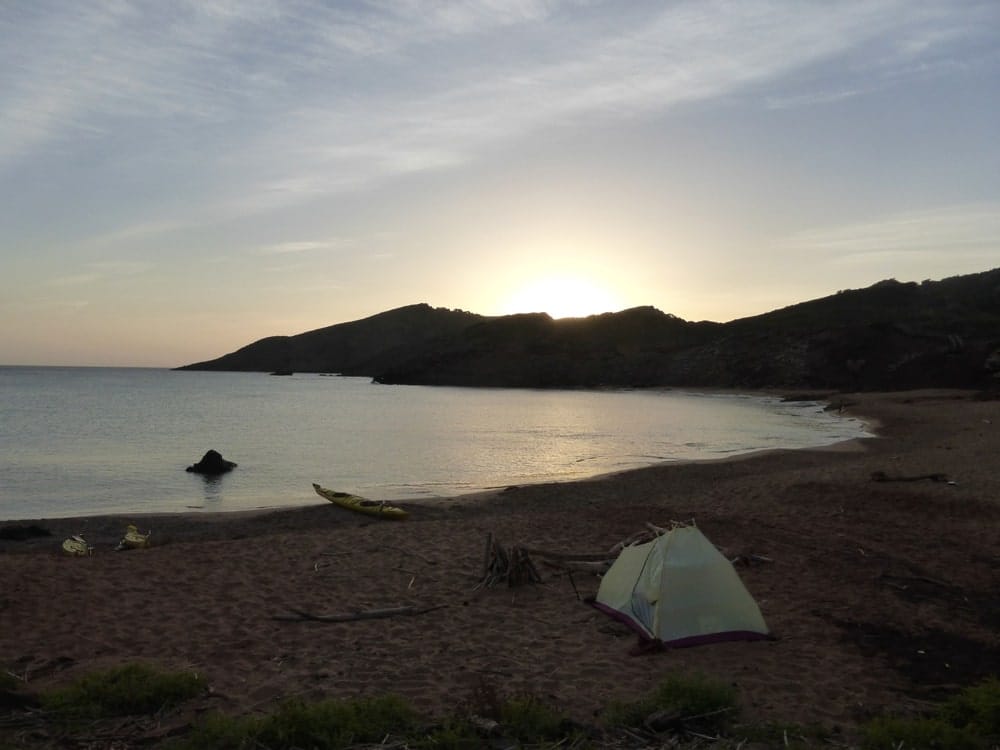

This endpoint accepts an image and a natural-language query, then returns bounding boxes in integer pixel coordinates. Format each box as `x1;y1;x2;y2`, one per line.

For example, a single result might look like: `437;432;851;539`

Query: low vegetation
863;677;1000;750
601;672;738;734
0;672;17;693
177;695;420;749
41;662;207;720
1;662;997;748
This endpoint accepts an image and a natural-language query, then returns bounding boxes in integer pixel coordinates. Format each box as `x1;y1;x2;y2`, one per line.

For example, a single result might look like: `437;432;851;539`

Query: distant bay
0;367;871;520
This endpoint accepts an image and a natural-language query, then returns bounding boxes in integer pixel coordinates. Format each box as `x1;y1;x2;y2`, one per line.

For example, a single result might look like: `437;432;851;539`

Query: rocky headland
178;268;1000;392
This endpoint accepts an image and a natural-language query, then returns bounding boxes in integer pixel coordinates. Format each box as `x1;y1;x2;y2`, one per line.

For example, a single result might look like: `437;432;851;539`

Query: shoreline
2;389;998;738
0;393;875;535
0;385;870;524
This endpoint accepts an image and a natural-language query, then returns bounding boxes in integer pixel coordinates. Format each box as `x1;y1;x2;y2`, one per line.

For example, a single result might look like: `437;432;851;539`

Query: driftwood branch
729;553;773;567
875;572;960;591
273;604;447;623
476;535;542;589
870;470;951;483
608;523;673;556
538;558;612;574
477;523;686;590
521;548;613;562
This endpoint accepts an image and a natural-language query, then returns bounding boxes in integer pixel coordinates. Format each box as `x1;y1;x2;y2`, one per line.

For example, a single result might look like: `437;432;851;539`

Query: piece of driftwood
476;535;542;588
538;558;612;574
273;604;446;623
523;546;614;575
870;470;951;483
521;547;613;562
875;572;960;591
730;553;773;567
608;529;653;556
607;522;672;556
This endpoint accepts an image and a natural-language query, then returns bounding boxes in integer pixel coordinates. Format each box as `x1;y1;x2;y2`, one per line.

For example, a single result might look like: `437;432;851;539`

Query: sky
2;1;998;367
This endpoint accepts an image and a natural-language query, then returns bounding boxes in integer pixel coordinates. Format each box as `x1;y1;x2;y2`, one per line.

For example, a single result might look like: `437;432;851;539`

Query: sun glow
499;275;625;319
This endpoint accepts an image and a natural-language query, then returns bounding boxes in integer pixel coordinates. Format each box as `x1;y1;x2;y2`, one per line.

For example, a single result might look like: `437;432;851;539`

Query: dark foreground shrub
863;678;1000;750
42;663;206;719
939;676;1000;736
602;673;738;734
0;671;18;692
863;717;980;750
497;694;578;743
735;720;832;748
179;694;419;750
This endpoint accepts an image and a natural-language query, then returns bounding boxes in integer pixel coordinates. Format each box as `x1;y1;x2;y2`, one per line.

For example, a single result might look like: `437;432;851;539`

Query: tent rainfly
593;524;769;648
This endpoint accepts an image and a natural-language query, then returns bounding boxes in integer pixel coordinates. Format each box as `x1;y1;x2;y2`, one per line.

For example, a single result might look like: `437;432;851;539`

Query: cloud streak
4;0;992;219
254;239;354;255
776;203;1000;266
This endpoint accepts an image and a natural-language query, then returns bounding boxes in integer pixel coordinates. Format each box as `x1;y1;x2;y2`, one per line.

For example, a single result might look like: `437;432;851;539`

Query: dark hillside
373;307;722;387
178;268;1000;391
696;270;1000;390
176;304;483;374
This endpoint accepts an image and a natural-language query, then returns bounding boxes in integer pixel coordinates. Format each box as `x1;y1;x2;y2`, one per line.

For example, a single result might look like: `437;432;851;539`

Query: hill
176;303;483;375
178;269;1000;391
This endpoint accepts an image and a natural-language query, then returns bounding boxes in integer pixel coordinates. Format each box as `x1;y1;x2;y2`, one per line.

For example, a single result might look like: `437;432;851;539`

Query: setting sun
499;276;625;319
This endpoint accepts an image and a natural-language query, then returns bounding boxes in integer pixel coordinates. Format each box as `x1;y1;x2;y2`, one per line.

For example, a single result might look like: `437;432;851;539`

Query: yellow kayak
312;483;408;519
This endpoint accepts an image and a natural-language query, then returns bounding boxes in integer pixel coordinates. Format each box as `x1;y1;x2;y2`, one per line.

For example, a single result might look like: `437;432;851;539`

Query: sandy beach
2;390;998;741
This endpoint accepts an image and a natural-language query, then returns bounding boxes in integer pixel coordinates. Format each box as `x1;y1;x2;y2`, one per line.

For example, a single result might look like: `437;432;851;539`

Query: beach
2;389;998;741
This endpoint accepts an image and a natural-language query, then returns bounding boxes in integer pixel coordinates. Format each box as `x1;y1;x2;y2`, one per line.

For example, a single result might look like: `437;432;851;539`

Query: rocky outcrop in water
186;450;238;475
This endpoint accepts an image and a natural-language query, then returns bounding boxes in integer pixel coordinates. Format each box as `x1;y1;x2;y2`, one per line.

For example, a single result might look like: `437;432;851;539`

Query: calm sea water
0;367;871;520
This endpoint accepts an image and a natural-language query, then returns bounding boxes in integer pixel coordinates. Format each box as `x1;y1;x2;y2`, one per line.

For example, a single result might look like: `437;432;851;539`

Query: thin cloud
2;1;996;222
255;239;354;256
44;261;152;287
765;87;869;110
0;0;984;185
47;273;102;288
216;1;994;216
776;203;1000;263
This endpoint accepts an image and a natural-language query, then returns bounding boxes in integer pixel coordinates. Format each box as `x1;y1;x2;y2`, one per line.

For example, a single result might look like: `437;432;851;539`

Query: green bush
179;694;419;750
602;673;738;733
863;716;980;750
736;720;831;748
940;677;1000;736
0;671;18;692
862;678;1000;750
497;694;576;743
42;663;206;719
412;718;483;750
412;694;579;748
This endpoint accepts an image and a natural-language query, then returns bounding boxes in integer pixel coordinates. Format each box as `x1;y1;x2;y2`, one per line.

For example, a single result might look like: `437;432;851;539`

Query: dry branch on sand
477;525;677;588
273;605;446;623
870;470;952;483
476;533;543;588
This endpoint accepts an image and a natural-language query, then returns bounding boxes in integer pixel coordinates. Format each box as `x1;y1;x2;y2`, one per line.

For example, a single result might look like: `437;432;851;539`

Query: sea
0;367;872;521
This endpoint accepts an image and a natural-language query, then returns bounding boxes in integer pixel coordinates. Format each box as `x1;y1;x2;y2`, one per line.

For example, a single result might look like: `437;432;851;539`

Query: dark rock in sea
186;450;238;475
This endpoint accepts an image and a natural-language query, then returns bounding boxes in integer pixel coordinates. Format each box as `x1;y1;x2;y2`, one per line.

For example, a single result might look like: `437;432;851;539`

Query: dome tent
593;524;769;648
